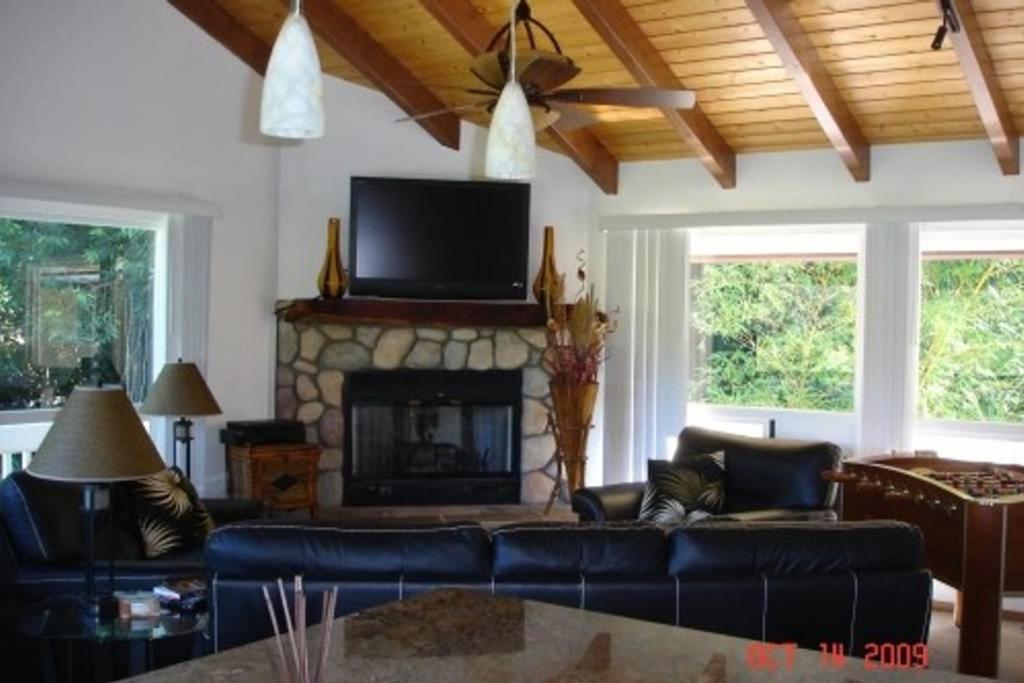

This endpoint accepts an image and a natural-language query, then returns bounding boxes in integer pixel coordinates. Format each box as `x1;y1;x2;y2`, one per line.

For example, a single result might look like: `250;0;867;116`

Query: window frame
0;196;169;427
910;221;1024;460
686;223;865;417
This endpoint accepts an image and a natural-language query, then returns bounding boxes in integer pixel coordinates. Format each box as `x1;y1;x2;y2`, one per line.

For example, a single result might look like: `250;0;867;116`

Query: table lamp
140;360;221;480
27;386;166;618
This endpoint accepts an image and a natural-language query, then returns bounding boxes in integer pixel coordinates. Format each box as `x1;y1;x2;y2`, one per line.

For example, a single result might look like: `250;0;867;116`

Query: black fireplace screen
350;403;514;478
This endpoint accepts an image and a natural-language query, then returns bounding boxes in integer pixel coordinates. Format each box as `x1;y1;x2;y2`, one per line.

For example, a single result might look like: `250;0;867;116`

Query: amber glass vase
317;217;348;299
532;225;564;314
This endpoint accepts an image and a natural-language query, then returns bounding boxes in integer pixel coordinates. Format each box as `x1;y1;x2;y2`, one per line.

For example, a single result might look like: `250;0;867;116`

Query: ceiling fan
399;0;696;132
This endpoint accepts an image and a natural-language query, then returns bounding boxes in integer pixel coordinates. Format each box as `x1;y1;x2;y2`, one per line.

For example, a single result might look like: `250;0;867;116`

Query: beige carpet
927;610;1024;681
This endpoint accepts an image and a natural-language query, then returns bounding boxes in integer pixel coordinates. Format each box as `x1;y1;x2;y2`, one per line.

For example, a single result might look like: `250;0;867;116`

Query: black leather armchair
572;426;842;523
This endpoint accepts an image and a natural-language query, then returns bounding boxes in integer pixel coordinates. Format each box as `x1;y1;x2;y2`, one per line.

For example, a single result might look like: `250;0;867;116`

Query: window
918;226;1024;425
0;216;156;410
688;227;861;413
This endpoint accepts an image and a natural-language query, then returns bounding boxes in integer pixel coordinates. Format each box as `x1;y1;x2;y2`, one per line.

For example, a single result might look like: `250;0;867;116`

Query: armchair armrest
571;482;645;522
202;498;268;526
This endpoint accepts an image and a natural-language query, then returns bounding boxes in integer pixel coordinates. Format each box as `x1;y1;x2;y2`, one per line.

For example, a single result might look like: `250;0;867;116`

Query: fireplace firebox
343;370;522;505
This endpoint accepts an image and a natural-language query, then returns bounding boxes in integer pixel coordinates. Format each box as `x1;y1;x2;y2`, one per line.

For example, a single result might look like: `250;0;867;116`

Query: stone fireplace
274;309;560;507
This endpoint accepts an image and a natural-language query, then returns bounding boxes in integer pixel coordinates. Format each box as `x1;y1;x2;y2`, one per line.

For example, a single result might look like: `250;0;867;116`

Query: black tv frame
348;176;530;301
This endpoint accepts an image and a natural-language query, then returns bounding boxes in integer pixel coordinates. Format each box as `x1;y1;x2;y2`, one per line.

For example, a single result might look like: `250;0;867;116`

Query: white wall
0;0;281;493
598;140;1023;217
276;78;597;300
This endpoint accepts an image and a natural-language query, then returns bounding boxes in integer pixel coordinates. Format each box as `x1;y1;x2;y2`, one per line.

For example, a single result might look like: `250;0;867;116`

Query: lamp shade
260;11;325;139
140;362;222;417
27;387;165;483
485;80;536;180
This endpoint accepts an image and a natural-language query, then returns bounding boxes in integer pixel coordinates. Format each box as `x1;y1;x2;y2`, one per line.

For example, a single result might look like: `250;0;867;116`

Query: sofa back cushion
205;521;491;580
667;521;923;577
0;471;83;564
674;427;840;512
492;524;666;578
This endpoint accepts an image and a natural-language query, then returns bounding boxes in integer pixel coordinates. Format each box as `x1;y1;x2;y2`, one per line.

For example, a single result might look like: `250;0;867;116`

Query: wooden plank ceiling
175;0;1024;193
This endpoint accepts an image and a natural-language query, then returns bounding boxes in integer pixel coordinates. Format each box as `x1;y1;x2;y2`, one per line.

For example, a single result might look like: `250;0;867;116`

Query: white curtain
603;229;688;484
163;214;214;490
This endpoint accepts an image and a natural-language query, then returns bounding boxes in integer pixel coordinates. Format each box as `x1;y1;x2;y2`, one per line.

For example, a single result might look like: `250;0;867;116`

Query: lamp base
79;593;119;621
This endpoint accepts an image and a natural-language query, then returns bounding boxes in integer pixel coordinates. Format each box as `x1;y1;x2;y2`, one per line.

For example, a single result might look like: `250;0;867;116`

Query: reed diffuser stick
278;578;301;679
313;587;337;683
296;576;309;683
262;585;292;683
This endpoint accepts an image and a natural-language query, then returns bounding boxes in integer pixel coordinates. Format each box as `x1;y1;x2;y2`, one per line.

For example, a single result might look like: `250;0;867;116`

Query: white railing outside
0;421;49;479
1;451;32;478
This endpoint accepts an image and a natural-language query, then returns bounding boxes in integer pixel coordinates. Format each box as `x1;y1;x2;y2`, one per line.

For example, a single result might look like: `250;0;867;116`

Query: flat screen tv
349;177;530;300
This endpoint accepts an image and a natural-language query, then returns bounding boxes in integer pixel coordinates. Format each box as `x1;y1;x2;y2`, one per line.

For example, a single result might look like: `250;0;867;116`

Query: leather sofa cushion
673;427;840;512
667;521;922;577
206;521;491;579
492;524;665;578
0;471;83;564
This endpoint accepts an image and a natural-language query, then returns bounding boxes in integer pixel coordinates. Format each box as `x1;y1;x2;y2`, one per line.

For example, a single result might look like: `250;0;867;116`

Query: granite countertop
128;588;985;682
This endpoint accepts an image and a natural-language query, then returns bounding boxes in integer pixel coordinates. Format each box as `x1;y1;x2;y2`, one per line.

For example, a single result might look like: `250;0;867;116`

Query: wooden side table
226;443;321;517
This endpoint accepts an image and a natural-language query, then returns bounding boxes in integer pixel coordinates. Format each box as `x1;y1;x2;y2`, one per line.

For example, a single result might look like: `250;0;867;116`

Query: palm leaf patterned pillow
117;467;215;558
638;452;725;526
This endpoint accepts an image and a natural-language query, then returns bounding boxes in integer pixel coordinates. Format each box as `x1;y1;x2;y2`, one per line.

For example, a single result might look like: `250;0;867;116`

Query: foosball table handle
821;469;859;484
883;488;913;501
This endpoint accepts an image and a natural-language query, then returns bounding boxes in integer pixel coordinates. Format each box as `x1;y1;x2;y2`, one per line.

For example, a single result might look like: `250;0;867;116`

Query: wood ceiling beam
744;0;870;182
571;0;736;189
745;0;872;181
168;0;270;76
420;0;618;194
943;0;1019;175
296;0;459;150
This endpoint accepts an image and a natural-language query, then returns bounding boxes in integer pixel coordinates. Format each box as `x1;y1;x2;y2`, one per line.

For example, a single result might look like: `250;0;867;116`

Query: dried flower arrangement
542;251;614;505
543;251;614;385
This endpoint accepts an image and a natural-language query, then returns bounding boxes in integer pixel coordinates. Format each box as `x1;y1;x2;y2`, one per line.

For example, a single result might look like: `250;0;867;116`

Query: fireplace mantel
277;298;553;328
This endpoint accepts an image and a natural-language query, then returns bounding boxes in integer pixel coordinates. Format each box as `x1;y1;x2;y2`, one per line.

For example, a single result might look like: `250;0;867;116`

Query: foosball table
828;456;1024;678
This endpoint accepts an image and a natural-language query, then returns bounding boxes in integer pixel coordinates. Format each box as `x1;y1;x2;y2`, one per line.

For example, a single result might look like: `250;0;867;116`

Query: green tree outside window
689;260;857;412
0;218;154;410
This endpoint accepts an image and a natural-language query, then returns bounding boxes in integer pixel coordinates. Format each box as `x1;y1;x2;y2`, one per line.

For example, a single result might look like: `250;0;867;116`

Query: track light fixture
931;0;961;51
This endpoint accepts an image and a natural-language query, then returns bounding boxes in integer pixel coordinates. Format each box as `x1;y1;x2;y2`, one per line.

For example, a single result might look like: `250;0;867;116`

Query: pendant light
485;1;536;180
260;0;325;139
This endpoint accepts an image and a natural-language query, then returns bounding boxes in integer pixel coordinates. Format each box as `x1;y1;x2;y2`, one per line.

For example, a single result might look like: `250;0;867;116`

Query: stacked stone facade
275;316;561;507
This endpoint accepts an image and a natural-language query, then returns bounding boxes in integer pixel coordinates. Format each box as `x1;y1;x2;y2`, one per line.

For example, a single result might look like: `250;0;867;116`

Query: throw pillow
638;452;725;526
117;467;215;558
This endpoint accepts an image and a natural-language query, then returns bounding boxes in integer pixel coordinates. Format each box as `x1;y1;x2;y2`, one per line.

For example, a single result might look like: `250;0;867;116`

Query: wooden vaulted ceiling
170;0;1024;194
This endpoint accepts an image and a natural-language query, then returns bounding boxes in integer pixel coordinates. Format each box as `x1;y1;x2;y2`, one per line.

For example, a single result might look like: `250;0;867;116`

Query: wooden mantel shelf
276;298;552;328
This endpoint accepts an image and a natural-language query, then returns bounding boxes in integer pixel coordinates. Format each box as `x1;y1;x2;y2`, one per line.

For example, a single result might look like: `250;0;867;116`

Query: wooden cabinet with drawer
226;443;321;517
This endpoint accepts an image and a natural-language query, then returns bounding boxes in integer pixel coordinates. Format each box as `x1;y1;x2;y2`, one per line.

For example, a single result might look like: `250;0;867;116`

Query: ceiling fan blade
516;50;580;93
546;101;599;131
395;102;491;124
471;49;580;93
470;51;507;90
547;87;696;109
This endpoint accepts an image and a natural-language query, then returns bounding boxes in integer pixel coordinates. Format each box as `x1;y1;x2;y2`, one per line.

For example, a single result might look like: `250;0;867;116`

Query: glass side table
17;599;208;683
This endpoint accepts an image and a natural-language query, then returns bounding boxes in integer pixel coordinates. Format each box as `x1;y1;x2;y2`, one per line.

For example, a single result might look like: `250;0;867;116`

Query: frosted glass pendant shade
260;12;324;139
485;81;536;180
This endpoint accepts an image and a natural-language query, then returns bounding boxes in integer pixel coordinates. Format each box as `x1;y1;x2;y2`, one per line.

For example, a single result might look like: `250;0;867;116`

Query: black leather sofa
205;519;931;657
0;470;265;600
0;470;265;681
572;427;842;522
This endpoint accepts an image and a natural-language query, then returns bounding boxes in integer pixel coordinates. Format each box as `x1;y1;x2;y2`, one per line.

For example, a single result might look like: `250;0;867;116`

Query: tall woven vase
317;217;348;299
549;380;599;494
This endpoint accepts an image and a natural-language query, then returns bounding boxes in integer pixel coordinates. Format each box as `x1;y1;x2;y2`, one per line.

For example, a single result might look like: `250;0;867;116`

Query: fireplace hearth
344;370;522;505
